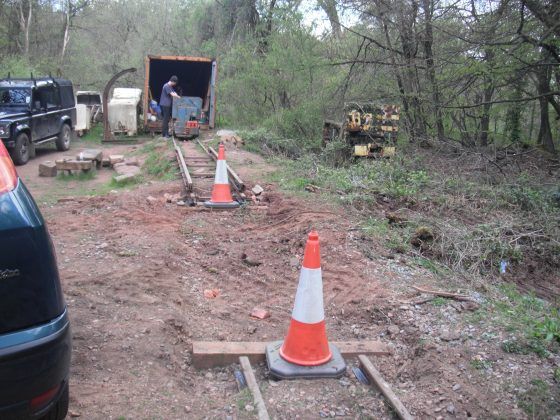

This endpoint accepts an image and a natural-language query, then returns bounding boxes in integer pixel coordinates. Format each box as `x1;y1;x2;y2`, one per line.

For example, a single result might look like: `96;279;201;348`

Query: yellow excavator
323;102;400;158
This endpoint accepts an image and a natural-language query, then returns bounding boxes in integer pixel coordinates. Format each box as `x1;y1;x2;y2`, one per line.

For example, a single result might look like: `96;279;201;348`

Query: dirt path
18;133;556;419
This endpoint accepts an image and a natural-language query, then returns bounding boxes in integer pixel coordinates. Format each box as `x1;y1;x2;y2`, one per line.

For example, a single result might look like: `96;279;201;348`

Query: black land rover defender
0;77;76;165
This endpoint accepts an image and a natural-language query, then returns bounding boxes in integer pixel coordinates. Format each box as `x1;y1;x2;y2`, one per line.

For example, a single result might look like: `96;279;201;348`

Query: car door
31;87;49;141
45;85;61;137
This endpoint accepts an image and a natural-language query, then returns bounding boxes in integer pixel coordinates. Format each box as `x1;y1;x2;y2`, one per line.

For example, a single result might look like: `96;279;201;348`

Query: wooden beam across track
192;341;392;369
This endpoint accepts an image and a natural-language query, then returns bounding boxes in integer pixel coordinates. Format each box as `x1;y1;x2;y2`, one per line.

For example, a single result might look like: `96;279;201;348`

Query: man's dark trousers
161;105;172;137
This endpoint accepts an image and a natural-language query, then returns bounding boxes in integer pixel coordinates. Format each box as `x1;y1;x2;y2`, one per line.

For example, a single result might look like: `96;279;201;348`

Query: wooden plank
143;55;150;126
173;140;192;192
358;355;413;420
147;54;212;62
192;341;391;369
239;356;270;420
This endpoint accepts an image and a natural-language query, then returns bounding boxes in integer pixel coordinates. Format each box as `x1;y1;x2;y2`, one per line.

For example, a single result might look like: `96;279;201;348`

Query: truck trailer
143;55;217;136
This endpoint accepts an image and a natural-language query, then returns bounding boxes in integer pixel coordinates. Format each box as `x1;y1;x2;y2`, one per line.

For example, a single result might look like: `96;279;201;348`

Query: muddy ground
18;134;559;419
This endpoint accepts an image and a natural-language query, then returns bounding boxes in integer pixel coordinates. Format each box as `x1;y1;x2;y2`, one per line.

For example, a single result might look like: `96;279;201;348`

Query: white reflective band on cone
214;160;229;184
291;268;325;324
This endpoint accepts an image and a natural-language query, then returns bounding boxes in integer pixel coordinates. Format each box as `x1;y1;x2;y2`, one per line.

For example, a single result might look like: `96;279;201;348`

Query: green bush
239;128;319;159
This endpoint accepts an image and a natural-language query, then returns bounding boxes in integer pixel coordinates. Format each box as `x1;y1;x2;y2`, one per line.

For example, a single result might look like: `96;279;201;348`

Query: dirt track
18;135;557;419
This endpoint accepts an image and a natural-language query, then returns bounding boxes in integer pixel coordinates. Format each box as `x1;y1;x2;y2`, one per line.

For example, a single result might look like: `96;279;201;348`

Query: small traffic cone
266;231;346;379
204;143;239;209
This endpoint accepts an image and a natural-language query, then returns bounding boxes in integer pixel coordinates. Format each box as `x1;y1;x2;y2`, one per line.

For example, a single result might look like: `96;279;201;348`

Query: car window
0;88;31;105
35;86;60;110
60;86;75;108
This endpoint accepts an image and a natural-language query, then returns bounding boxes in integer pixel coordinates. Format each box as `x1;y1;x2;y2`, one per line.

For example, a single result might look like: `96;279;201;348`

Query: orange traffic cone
266;231;346;379
204;143;239;209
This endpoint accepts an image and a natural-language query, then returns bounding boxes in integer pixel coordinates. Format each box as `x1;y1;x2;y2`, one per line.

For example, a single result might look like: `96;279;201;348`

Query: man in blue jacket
159;75;180;138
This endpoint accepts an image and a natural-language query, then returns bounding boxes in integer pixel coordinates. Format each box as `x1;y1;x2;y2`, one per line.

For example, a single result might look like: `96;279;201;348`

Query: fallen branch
398;296;436;305
411;285;475;302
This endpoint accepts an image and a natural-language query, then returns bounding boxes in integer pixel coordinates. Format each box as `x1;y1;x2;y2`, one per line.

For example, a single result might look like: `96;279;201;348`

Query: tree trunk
18;0;32;57
399;2;426;141
479;48;495;146
381;20;411;135
479;84;494;146
528;101;536;141
537;95;554;153
535;52;556;153
257;0;277;54
318;0;341;38
61;2;71;62
421;0;444;141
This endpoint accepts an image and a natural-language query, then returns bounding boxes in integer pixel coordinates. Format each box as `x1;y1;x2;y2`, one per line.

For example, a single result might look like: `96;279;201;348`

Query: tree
17;0;32;57
317;0;341;38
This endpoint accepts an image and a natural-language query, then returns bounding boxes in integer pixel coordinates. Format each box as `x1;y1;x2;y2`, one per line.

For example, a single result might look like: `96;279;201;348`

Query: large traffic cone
266;231;346;379
204;143;239;209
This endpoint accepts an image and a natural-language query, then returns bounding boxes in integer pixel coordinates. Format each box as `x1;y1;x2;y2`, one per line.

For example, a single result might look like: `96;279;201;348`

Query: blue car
0;141;71;419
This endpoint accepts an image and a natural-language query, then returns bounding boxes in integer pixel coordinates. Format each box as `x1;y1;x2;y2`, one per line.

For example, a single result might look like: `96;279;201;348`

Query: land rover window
60;85;75;108
35;85;60;110
0;88;31;105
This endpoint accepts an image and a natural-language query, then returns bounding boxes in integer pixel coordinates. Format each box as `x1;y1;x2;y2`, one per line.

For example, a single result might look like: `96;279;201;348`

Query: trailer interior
144;56;216;133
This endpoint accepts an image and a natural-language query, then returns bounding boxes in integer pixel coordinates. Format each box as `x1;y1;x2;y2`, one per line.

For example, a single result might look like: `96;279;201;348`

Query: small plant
501;339;526;354
532;310;560;344
518;379;560;418
236;388;253;411
321;140;352;167
431;297;448;306
470;357;493;370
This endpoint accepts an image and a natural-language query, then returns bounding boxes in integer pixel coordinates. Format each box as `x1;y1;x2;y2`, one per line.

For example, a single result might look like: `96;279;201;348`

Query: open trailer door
209;60;217;129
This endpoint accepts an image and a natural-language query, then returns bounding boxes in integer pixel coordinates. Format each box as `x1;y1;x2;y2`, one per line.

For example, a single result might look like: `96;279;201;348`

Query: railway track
173;136;246;206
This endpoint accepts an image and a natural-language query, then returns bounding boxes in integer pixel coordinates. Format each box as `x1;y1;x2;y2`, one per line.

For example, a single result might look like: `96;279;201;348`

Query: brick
109;154;125;166
251;184;264;196
56;159;93;171
39;161;57;177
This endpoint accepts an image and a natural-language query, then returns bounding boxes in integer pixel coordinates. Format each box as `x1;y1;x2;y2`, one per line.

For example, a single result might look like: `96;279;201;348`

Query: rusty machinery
102;68;137;142
323;102;400;158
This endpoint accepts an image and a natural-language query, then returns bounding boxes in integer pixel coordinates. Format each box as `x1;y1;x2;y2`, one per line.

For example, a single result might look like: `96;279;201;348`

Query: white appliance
108;88;142;135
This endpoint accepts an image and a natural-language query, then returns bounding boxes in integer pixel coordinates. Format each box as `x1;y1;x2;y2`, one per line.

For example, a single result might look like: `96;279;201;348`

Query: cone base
266;341;346;380
203;200;240;209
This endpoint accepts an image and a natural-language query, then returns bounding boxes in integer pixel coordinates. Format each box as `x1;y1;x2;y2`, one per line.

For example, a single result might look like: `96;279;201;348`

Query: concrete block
124;157;140;167
114;164;141;176
39;161;57;177
78;149;103;168
113;173;137;183
77;149;103;162
109;154;125;166
56;159;93;172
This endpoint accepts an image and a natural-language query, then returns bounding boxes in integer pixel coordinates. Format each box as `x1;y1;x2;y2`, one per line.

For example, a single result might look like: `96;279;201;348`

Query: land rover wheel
11;132;30;165
56;124;71;151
